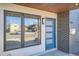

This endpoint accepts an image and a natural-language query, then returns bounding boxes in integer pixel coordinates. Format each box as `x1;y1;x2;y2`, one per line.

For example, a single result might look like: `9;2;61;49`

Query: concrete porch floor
39;50;75;56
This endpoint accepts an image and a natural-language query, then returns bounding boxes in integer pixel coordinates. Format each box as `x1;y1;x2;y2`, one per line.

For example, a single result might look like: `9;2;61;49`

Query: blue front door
45;18;56;50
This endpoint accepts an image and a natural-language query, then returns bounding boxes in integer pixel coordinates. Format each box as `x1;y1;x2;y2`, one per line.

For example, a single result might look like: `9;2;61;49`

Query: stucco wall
69;9;79;54
0;3;57;56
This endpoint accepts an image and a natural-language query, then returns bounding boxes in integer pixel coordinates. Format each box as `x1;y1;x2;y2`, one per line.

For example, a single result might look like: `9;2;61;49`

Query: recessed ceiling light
75;3;78;6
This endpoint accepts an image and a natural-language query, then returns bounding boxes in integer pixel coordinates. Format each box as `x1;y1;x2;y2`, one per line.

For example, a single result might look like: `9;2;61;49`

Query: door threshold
32;48;57;56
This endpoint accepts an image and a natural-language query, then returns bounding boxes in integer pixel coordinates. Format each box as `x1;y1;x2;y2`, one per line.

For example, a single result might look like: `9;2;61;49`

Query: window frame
4;10;41;51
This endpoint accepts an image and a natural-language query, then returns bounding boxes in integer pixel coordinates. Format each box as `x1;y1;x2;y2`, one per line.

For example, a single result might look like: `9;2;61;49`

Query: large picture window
4;11;41;51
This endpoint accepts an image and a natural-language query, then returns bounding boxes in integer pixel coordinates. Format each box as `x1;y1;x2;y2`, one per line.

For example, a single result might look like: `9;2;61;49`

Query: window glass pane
46;21;53;26
46;27;53;32
24;18;40;46
5;16;21;50
46;39;52;44
46;33;52;38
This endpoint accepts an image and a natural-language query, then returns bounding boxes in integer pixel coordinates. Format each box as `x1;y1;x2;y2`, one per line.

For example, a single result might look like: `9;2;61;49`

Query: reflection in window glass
5;16;21;50
24;18;40;46
4;11;41;51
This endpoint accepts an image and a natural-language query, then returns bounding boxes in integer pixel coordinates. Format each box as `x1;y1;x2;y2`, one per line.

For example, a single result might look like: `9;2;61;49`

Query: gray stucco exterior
69;9;79;55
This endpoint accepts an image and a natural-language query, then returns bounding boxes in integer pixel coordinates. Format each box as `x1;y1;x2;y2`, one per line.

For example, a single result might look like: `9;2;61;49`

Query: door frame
45;17;57;50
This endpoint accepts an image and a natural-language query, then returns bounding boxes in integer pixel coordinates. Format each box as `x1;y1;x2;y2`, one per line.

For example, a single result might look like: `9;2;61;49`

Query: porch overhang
15;3;79;13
